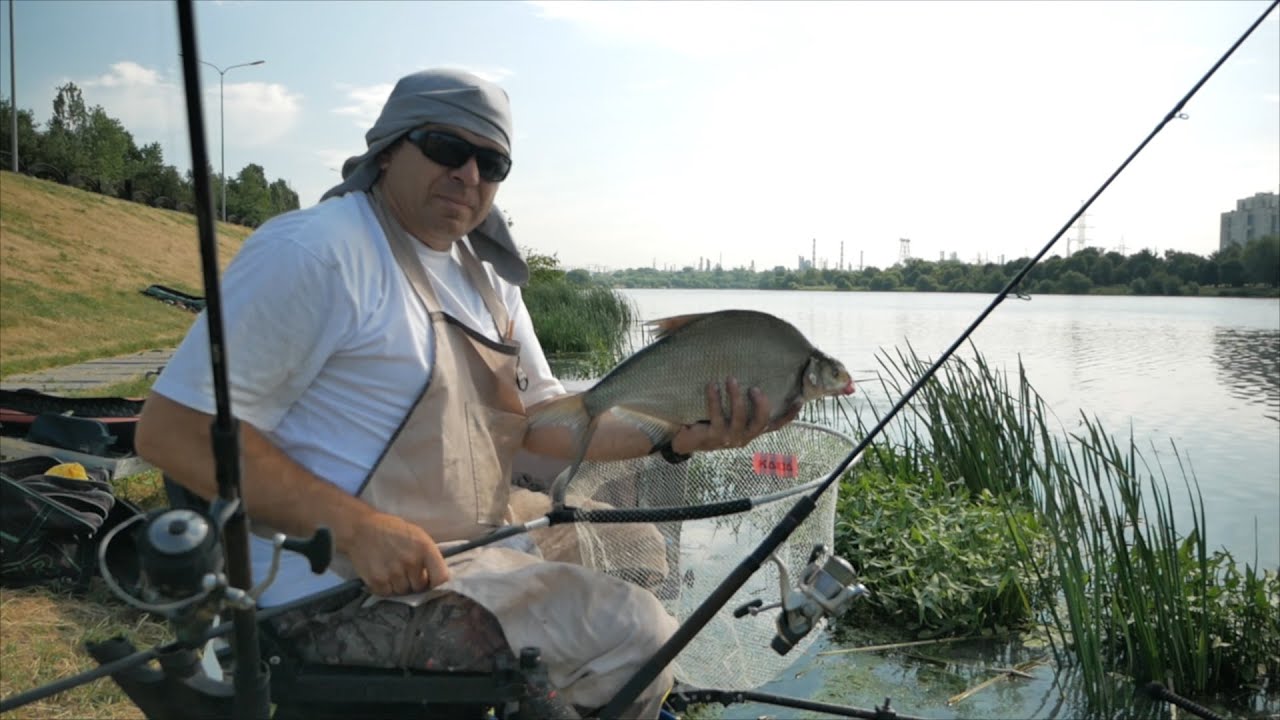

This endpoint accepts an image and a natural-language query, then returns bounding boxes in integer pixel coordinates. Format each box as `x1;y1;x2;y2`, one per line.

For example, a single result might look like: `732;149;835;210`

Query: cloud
219;81;302;147
530;0;782;58
1267;93;1280;104
332;83;392;129
78;61;184;137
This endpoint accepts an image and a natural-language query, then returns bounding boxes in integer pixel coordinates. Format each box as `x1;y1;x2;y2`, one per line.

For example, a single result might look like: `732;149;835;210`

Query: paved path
0;348;175;395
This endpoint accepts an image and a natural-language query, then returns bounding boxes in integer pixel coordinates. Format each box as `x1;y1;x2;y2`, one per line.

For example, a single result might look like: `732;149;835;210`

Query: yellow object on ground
45;462;90;480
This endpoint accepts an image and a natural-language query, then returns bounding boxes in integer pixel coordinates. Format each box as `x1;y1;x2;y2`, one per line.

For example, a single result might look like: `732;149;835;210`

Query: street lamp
199;58;265;222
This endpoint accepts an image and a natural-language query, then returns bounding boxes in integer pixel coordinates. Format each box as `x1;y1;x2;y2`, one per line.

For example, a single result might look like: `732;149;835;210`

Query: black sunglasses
406;129;512;183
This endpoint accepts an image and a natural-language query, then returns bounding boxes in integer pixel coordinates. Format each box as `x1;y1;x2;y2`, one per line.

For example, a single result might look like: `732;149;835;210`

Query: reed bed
829;344;1279;715
524;280;637;379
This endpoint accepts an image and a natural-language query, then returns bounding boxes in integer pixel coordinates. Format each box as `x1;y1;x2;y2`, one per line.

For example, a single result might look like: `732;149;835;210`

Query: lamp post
199;58;264;222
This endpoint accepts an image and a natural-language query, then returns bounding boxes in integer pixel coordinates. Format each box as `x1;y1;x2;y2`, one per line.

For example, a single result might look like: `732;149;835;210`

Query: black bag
0;456;142;592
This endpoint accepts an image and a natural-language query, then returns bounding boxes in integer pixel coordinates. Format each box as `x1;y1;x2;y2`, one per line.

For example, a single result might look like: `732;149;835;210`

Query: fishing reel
734;543;869;655
99;497;333;645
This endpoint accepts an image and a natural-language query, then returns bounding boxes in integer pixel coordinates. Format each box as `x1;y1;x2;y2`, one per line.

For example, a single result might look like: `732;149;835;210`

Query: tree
80;106;135;189
50;83;88;133
1059;270;1093;295
43;83;91;177
0;98;42;170
1218;258;1245;287
1090;256;1114;286
228;163;271;225
525;250;565;285
267;178;301;218
1242;235;1280;286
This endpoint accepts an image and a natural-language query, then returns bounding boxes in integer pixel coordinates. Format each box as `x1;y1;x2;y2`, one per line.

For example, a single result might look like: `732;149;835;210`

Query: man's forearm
521;397;657;461
135;392;376;554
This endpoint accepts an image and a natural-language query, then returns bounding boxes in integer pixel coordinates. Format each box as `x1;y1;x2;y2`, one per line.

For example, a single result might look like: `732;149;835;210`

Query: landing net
536;421;853;691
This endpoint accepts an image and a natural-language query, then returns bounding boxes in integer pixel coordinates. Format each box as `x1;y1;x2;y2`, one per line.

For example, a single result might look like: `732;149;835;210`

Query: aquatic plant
523;256;637;379
851;343;1280;713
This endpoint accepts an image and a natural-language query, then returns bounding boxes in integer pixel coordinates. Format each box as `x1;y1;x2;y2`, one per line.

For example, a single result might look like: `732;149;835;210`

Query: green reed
855;343;1279;713
524;279;637;379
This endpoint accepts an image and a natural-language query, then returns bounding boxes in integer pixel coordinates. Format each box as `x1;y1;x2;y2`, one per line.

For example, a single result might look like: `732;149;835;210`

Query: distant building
1220;191;1279;251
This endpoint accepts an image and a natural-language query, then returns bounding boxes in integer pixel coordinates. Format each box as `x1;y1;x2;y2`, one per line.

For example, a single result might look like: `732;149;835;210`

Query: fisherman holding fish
135;68;851;718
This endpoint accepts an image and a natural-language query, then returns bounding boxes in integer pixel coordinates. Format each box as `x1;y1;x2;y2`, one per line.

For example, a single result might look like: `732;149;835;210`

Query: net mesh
543;421;852;691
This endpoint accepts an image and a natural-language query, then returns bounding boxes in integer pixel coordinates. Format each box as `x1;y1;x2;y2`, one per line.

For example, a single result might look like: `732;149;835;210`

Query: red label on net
752;452;799;478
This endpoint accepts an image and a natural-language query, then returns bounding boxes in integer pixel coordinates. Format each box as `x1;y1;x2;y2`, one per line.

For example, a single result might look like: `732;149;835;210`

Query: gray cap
321;68;527;285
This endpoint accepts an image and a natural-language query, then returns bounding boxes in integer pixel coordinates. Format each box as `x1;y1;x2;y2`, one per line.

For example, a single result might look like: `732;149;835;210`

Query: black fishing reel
734;544;869;655
99;498;333;645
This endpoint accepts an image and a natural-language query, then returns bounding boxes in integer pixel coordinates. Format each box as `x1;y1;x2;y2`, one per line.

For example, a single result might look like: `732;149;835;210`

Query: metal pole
8;0;17;172
219;71;225;221
195;59;264;223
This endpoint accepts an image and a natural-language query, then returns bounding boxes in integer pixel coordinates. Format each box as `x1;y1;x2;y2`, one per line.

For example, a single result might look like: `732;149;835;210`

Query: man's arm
523;378;800;460
135;392;451;596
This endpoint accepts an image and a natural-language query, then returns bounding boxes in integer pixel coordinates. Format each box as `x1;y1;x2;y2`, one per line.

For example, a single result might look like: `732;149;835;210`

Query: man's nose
450;156;482;185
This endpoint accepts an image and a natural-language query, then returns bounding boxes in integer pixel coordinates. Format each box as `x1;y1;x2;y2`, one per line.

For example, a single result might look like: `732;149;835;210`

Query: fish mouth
842;381;855;395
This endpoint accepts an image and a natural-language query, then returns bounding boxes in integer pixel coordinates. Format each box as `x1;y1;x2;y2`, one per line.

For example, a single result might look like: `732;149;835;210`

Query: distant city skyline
4;1;1277;271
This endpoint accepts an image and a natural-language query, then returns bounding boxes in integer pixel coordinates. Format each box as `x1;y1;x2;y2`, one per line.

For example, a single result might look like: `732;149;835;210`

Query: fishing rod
173;1;267;717
1;426;859;713
599;1;1280;716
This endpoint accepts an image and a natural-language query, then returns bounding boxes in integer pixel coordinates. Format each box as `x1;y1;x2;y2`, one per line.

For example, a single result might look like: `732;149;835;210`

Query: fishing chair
86;477;554;720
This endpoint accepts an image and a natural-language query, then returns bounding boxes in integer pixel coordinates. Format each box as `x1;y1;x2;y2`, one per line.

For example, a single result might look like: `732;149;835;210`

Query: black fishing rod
600;1;1280;716
173;1;267;718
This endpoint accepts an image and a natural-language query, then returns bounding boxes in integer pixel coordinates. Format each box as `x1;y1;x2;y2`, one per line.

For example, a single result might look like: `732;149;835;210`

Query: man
136;68;789;718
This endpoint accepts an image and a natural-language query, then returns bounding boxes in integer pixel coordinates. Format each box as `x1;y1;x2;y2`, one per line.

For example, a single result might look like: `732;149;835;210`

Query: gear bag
0;455;142;592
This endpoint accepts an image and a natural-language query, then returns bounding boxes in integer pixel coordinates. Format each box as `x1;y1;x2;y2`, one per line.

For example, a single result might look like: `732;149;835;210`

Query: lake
613;288;1279;719
617;288;1280;570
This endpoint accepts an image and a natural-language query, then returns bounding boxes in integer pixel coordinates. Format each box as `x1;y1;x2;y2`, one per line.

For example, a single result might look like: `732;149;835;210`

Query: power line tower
1068;205;1090;255
899;238;911;264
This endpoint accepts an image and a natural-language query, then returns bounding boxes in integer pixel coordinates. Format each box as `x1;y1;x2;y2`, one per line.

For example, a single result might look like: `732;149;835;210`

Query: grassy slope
0;173;252;717
0;171;252;377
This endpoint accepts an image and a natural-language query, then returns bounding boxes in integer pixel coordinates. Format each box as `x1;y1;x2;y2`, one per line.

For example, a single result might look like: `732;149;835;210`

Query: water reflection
1211;328;1280;420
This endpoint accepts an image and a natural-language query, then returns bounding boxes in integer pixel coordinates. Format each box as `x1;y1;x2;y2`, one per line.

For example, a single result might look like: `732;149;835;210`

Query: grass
1;472;170;720
0;171;250;377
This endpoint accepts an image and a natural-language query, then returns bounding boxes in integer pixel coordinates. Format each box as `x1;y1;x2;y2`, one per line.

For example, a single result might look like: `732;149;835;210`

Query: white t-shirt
153;192;564;605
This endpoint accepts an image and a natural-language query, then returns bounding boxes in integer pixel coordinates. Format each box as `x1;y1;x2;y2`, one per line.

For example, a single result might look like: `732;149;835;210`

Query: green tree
80;106;135;189
1241;235;1280;286
870;271;900;291
43;83;91;177
1090;256;1114;286
1059;270;1093;294
0;98;42;171
267;178;301;218
228;163;271;225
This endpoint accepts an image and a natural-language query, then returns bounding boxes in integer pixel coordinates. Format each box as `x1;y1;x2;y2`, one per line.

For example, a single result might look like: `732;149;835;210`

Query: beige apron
337;187;677;717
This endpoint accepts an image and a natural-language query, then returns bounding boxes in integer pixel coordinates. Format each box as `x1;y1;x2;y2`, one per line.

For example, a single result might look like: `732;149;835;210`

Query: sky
2;0;1277;272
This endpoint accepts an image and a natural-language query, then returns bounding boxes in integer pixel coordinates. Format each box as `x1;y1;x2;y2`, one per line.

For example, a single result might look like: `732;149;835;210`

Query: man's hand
670;377;801;455
344;511;452;597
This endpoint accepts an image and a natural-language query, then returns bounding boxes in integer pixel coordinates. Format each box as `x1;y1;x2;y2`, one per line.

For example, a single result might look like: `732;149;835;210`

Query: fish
529;309;855;501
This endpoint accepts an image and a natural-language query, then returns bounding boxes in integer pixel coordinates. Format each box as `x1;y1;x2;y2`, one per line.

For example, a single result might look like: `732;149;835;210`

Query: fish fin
549;416;599;508
645;312;713;341
528;392;590;433
611;406;684;448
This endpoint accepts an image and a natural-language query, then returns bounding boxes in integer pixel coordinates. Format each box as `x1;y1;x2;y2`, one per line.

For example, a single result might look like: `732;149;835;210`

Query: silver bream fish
529;309;855;496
